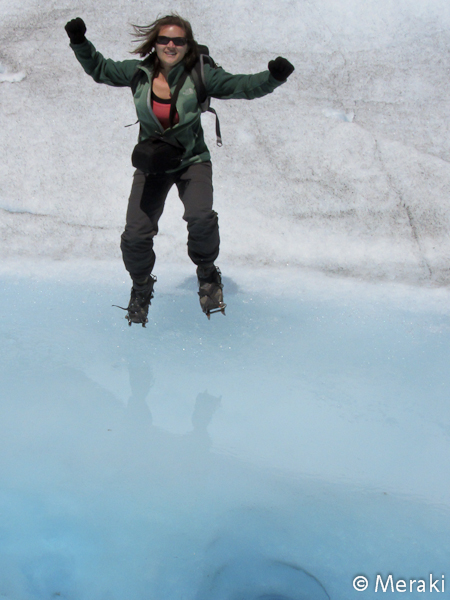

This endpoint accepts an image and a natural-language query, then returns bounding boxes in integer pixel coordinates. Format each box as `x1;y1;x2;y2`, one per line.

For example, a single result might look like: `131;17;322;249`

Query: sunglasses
156;36;187;47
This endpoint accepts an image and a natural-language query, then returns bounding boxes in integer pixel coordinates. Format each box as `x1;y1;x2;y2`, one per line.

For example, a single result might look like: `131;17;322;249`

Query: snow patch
0;61;25;83
323;108;355;122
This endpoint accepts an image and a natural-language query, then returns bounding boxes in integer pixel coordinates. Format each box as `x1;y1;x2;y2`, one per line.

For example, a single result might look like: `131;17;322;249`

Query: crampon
113;275;156;327
197;266;226;320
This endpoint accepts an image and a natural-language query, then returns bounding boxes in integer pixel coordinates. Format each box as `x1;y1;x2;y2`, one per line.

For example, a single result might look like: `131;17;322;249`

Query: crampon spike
205;303;227;319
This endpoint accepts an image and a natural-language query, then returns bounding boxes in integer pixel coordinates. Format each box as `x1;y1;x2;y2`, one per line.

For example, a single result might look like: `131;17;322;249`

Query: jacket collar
167;61;186;87
137;60;186;89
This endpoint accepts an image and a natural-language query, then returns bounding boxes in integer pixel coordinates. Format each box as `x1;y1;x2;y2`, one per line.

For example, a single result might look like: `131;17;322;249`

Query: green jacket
70;40;286;171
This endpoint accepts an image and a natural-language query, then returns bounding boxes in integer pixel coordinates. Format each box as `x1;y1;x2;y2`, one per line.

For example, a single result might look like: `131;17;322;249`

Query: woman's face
155;24;188;71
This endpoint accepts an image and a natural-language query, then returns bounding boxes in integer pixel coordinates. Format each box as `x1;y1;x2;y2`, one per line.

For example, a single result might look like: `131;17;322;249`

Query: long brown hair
131;14;199;72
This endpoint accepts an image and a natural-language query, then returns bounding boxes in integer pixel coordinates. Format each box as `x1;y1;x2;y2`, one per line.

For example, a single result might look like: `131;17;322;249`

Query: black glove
268;57;295;82
65;17;87;45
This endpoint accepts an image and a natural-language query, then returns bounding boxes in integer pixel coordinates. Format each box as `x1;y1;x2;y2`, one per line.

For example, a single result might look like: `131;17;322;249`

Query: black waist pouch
131;135;185;175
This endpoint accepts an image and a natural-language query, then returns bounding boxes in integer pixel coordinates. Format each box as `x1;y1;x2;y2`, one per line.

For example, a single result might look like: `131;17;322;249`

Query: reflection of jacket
70;40;285;171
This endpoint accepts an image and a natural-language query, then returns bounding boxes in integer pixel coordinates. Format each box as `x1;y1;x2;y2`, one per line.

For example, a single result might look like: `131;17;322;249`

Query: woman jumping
65;14;294;325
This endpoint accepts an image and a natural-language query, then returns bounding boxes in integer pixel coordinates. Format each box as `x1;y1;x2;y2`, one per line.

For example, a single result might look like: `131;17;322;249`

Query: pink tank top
151;91;179;130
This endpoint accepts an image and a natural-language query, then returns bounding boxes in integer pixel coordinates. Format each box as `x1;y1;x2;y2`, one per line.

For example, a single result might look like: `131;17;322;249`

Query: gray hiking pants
120;161;219;281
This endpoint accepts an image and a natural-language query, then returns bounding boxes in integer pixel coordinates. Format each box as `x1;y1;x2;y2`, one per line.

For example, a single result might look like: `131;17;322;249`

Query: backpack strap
191;54;223;147
169;70;189;129
191;56;208;109
205;106;222;147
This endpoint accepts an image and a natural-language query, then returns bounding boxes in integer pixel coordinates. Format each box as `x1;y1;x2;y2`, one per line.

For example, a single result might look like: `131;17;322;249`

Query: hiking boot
197;265;226;319
125;275;156;327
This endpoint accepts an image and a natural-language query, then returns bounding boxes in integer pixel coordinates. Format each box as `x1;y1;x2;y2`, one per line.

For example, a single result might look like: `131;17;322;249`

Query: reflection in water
124;343;222;454
1;278;449;599
188;390;222;452
125;355;155;426
122;354;328;600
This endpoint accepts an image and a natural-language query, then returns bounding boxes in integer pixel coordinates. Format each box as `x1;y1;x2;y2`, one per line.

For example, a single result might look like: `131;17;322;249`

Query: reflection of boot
187;391;222;453
192;391;222;431
125;275;157;327
197;265;226;319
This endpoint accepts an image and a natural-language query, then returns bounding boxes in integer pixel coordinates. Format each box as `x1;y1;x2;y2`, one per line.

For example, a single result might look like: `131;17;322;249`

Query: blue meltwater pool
0;268;449;600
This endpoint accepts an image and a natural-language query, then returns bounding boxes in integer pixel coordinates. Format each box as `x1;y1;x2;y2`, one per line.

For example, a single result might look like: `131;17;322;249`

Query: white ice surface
1;0;450;283
1;0;450;598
